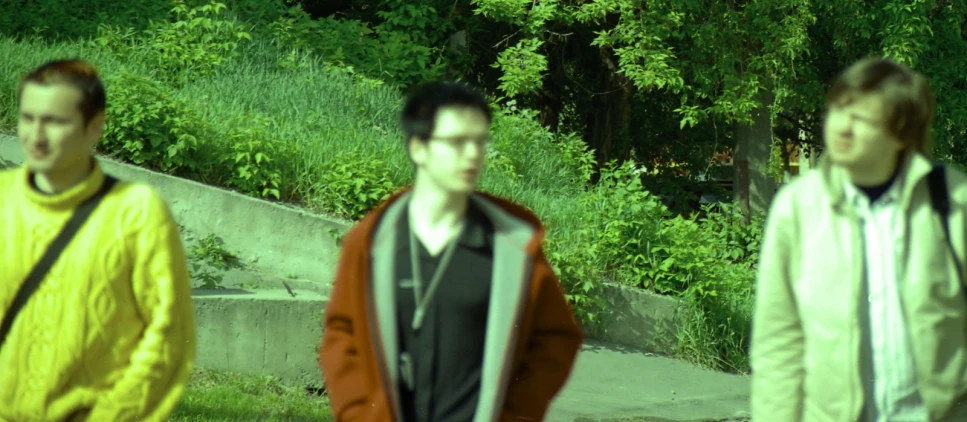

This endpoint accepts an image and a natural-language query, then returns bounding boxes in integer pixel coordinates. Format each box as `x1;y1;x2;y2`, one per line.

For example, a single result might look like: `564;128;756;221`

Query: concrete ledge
192;289;328;388
589;283;682;355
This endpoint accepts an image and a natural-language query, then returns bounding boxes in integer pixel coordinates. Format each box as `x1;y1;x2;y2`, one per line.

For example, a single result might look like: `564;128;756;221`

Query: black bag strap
927;164;965;287
0;175;118;351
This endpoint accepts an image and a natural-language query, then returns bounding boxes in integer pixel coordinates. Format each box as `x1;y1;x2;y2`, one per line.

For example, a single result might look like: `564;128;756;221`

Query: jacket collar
820;149;934;214
368;186;546;254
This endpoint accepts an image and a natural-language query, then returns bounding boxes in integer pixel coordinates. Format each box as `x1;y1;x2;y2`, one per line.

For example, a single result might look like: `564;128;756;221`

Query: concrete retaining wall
192;290;329;387
1;135;683;386
589;283;682;353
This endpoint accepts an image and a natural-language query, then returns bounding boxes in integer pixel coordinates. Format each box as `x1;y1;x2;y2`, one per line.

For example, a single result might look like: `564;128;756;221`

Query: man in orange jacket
319;81;584;421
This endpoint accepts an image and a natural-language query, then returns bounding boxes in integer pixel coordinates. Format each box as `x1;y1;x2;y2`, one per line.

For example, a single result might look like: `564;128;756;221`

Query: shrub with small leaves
141;0;252;83
100;71;208;175
315;151;399;220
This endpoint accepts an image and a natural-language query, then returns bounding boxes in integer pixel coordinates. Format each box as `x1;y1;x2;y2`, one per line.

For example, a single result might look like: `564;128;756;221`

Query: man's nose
834;115;853;136
30;121;47;143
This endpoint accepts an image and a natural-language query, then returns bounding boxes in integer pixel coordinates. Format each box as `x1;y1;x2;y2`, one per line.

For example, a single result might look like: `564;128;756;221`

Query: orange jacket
319;188;583;421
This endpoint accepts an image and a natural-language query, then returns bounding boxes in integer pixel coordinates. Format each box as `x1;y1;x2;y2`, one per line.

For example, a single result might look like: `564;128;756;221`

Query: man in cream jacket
751;57;967;421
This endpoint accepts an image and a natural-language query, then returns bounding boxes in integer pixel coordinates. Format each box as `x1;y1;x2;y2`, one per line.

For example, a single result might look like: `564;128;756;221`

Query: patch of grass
172;368;332;421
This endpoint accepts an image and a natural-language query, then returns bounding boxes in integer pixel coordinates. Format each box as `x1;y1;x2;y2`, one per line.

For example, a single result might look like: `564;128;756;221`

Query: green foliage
654;205;761;372
146;0;252;81
488;102;594;194
579;160;669;284
192;233;241;270
97;0;253;83
100;71;209;175
269;5;445;88
768;140;787;183
325;227;347;248
538;153;760;372
491;38;548;97
190;265;225;289
219;114;287;200
544;229;609;327
102;68;295;203
187;233;241;289
315;151;399;221
0;0;171;41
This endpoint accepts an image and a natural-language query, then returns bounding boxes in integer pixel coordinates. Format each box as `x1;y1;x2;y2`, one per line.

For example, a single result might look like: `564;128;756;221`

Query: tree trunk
733;90;777;219
587;47;633;165
537;46;564;132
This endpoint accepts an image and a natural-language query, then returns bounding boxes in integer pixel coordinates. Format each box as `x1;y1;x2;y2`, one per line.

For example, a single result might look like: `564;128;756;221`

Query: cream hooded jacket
751;151;967;421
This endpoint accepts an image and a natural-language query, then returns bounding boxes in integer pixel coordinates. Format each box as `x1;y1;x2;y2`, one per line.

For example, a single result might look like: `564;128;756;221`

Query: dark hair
400;81;492;142
826;57;935;155
18;58;106;126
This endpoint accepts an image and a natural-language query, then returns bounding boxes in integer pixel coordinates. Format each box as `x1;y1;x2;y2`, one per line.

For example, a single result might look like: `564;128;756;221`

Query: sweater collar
20;159;108;211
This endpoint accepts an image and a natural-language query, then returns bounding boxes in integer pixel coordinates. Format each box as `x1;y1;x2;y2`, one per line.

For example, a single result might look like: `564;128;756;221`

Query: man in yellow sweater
0;59;197;421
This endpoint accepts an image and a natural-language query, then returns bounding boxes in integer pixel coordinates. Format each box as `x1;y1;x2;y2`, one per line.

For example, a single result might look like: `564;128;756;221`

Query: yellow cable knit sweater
0;160;196;421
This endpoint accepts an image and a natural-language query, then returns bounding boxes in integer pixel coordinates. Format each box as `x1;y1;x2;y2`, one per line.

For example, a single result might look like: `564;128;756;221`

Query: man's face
822;92;904;172
18;82;102;175
410;106;490;195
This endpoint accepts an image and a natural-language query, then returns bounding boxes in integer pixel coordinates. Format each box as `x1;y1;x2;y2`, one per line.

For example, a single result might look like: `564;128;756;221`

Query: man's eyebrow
19;112;64;120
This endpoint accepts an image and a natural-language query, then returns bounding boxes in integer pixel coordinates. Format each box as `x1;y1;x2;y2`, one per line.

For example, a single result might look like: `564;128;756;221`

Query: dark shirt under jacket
395;201;495;422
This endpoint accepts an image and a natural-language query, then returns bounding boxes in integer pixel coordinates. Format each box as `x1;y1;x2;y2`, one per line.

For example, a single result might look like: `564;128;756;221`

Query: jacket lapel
469;194;536;422
369;191;411;415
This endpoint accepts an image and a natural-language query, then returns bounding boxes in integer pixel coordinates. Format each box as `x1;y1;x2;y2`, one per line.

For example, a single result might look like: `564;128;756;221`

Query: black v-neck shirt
394;200;495;422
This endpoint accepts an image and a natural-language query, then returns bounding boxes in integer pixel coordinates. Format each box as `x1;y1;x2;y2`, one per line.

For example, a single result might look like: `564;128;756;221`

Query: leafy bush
91;0;252;84
103;70;294;203
219;114;289;201
144;0;252;82
314;150;399;220
0;0;170;41
268;5;445;89
652;206;761;372
525;127;760;372
100;71;210;175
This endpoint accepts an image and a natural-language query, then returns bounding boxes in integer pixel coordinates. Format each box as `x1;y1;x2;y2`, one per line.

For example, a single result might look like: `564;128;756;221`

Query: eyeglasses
429;135;493;149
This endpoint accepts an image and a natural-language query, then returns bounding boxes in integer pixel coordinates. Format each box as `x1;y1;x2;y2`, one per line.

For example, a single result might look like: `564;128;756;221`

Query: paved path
547;341;750;422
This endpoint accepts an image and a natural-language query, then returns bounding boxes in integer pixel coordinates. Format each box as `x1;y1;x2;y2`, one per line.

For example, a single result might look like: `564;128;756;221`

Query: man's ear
408;136;427;166
84;110;106;149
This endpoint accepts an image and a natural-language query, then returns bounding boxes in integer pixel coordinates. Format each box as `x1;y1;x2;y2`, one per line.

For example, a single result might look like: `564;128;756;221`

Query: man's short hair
401;81;492;142
826;57;936;155
17;58;106;126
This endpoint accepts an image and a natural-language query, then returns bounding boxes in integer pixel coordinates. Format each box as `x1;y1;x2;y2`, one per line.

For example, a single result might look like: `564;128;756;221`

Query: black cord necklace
408;223;463;331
